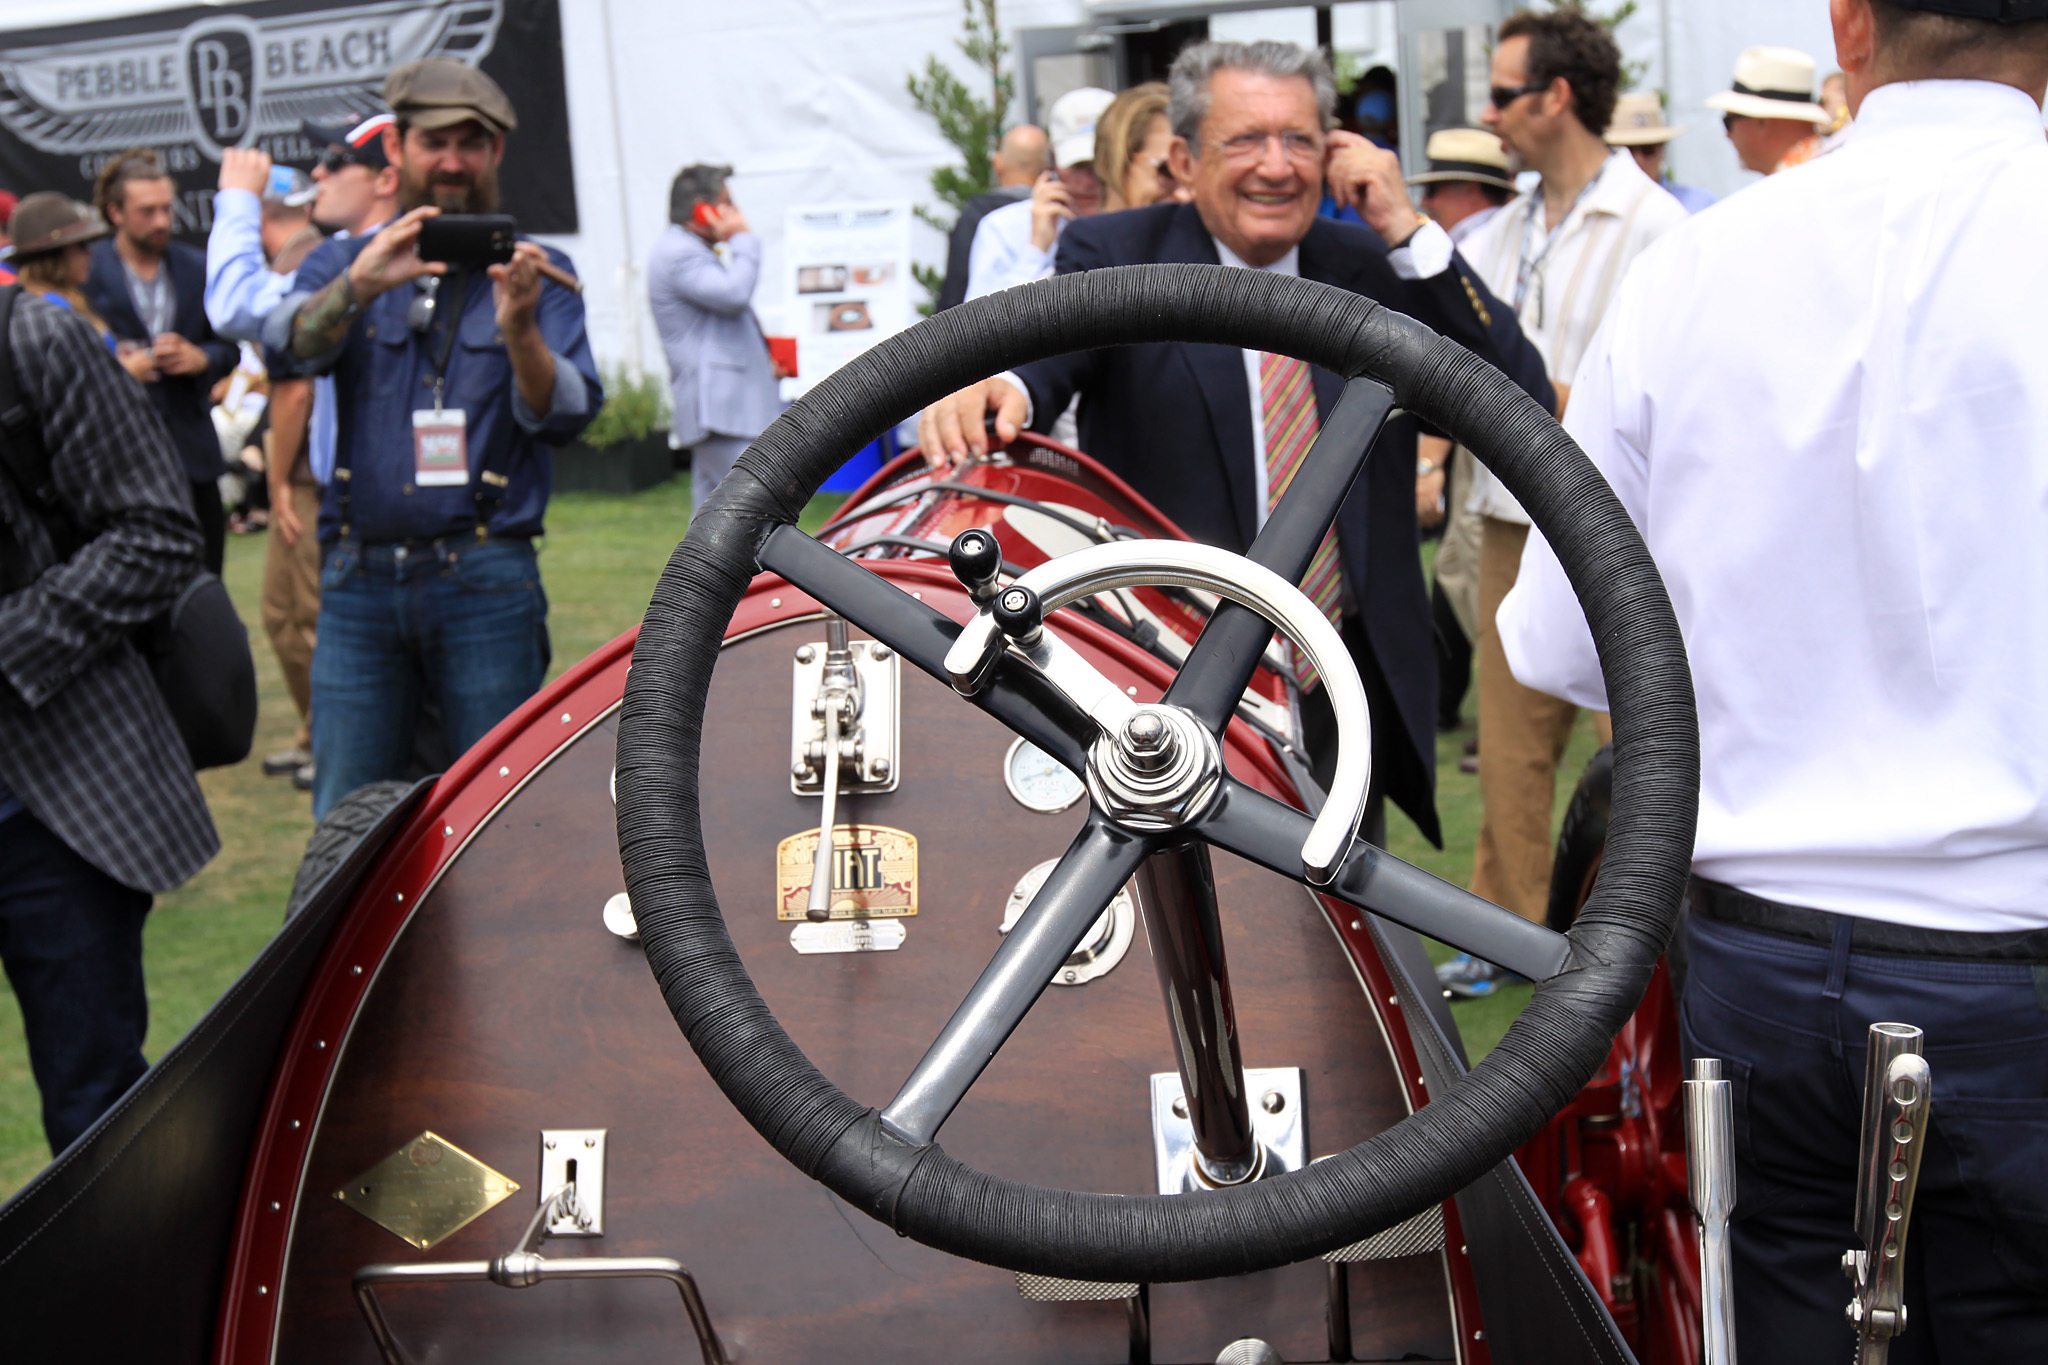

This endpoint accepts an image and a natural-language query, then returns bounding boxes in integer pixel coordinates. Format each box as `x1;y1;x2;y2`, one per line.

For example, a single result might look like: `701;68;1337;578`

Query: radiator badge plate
333;1131;519;1249
776;824;918;921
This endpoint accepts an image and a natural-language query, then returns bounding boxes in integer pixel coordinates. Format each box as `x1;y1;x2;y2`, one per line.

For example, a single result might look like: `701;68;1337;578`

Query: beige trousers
261;483;323;751
1434;446;1483;642
1471;517;1611;923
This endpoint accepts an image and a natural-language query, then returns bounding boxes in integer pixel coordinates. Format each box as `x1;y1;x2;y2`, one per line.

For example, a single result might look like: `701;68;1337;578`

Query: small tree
906;0;1012;309
1551;0;1649;90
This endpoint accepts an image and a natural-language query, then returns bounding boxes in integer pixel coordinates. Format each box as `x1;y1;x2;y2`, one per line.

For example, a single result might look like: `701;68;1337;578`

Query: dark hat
8;192;109;258
1883;0;2048;16
302;112;394;169
383;60;517;136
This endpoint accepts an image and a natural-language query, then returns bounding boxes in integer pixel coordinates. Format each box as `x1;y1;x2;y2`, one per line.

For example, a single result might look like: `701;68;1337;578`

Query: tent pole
597;0;642;378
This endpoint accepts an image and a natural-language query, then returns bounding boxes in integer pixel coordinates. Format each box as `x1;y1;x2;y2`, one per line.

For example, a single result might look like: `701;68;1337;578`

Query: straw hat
8;192;109;258
1406;128;1517;192
1605;92;1685;147
1704;47;1831;125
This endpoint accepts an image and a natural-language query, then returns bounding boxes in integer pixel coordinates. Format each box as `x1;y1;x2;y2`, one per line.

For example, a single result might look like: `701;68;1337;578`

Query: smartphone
417;214;518;267
692;201;718;230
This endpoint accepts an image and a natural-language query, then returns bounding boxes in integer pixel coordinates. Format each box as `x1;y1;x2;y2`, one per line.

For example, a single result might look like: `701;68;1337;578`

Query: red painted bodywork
210;441;1690;1364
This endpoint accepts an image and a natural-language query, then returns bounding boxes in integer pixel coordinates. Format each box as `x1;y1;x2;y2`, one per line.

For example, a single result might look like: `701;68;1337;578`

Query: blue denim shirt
285;233;601;544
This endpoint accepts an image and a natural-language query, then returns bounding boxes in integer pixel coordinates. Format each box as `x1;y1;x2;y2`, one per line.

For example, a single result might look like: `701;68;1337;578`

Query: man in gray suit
649;165;783;509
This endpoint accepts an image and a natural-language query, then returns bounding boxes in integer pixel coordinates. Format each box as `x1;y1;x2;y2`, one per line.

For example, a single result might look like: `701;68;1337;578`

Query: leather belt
1689;877;2048;963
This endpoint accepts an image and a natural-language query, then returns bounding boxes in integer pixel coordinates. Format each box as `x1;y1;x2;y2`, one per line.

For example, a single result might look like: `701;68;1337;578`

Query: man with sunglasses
922;39;1550;848
1425;8;1688;1003
270;60;601;818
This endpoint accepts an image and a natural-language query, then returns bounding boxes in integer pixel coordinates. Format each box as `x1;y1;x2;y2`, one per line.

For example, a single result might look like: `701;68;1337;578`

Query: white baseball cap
1704;47;1831;126
1048;86;1116;169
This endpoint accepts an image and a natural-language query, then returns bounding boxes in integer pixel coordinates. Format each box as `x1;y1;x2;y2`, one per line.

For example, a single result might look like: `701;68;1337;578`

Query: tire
285;780;415;920
1546;745;1614;933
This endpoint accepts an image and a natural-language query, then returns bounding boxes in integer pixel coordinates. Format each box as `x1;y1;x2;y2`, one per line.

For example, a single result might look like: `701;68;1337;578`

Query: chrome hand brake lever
1845;1024;1932;1365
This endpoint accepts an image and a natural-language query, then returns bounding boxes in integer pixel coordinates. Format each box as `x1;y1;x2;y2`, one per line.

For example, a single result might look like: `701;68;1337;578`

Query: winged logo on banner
0;0;503;162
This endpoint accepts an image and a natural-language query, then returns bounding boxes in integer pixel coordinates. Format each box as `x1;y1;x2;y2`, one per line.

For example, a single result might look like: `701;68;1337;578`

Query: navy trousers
1680;910;2048;1362
0;812;151;1154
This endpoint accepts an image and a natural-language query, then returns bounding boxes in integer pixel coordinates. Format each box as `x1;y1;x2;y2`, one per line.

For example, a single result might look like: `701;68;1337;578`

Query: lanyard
1513;159;1606;325
420;270;472;411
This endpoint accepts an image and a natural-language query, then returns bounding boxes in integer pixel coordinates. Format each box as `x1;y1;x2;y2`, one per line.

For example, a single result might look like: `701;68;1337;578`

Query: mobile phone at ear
692;201;718;230
416;214;518;267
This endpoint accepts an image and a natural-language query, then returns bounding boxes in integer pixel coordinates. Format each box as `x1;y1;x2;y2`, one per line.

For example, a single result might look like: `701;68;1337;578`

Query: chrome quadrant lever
1685;1057;1738;1365
1845;1023;1932;1365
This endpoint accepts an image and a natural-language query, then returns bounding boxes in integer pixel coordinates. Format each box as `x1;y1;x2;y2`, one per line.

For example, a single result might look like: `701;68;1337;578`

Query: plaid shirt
0;291;217;892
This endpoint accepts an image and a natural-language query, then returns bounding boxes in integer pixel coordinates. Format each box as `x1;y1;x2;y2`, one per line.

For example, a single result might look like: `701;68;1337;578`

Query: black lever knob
948;528;1003;604
992;583;1043;647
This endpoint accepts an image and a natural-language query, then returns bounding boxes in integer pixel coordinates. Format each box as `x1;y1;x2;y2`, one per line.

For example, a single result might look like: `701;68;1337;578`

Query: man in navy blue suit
85;150;239;575
920;40;1552;844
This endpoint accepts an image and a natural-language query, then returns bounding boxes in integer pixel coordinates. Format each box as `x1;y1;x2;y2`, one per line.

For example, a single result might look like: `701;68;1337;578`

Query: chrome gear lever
944;537;1370;885
1844;1023;1932;1365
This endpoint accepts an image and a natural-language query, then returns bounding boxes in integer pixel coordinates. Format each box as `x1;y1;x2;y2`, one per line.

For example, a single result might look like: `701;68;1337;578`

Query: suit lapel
1162;207;1259;547
89;244;145;340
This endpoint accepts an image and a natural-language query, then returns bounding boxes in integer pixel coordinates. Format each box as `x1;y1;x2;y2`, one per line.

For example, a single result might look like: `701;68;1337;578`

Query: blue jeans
311;538;549;817
0;811;151;1154
1680;910;2048;1362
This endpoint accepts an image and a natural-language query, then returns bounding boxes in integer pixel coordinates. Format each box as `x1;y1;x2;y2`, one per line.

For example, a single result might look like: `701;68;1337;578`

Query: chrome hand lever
1845;1023;1932;1365
1685;1058;1738;1365
943;537;1371;884
804;618;861;921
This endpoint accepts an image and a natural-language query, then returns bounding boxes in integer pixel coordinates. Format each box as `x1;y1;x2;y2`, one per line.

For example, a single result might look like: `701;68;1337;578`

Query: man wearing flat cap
276;59;602;817
1503;0;2048;1354
1708;46;1836;176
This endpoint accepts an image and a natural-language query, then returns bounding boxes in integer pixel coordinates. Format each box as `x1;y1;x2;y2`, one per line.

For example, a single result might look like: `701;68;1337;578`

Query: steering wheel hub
1087;704;1222;831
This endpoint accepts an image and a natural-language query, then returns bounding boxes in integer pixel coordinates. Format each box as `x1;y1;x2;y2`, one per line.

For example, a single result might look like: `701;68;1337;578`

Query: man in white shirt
1500;1;2048;1353
963;87;1113;301
920;40;1551;845
1439;8;1688;1000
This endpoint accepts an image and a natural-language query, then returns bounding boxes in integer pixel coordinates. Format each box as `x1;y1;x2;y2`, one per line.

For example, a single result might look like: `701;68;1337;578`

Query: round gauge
1003;737;1085;813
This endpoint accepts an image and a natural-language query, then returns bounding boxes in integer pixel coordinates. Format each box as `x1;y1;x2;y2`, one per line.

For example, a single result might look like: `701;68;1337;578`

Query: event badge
412;407;469;486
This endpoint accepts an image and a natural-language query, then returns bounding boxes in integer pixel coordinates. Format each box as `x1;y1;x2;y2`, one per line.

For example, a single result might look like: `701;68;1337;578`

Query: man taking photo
85;150;239;575
279;60;601;817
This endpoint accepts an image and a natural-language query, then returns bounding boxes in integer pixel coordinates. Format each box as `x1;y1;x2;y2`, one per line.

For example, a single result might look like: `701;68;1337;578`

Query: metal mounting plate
790;638;899;795
539;1129;606;1236
1149;1067;1306;1196
999;857;1135;985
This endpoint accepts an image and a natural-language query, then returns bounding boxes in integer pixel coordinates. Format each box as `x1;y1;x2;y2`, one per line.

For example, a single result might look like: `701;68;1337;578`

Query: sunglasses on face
1722;114;1746;134
1489;81;1550;112
316;147;369;174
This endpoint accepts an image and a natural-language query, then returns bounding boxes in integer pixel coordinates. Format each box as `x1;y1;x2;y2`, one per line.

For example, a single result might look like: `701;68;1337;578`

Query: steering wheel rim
617;264;1698;1283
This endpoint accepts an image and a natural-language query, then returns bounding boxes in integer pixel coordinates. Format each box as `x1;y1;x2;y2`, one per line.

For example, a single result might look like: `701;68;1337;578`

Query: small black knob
991;583;1043;645
948;529;1003;603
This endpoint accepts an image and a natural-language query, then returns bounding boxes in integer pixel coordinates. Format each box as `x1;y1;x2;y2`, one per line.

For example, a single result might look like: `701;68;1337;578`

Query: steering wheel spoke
1165;377;1396;730
879;814;1153;1145
759;524;1094;772
1193;777;1571;983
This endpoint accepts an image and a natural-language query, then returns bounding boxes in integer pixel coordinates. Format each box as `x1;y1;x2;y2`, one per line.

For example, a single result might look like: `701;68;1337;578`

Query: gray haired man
648;164;785;509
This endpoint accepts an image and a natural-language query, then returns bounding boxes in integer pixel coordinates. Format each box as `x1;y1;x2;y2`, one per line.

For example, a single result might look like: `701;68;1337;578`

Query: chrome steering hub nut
1087;703;1221;831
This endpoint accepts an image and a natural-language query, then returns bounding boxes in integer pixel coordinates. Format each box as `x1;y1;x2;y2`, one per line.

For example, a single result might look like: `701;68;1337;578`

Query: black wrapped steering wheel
616;265;1697;1284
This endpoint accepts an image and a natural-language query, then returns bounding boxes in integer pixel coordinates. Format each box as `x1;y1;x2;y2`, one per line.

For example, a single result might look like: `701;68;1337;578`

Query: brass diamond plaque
333;1131;520;1249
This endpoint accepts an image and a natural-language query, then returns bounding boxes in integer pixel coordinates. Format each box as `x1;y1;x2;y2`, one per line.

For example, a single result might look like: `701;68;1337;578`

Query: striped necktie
1260;351;1344;690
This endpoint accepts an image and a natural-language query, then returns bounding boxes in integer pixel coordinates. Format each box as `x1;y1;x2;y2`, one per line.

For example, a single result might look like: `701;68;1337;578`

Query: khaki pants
1434;446;1482;641
261;483;322;750
1471;517;1610;923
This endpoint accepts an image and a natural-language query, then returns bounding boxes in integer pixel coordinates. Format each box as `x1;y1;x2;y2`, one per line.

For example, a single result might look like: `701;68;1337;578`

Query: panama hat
1704;47;1831;125
1605;92;1685;146
1406;128;1517;192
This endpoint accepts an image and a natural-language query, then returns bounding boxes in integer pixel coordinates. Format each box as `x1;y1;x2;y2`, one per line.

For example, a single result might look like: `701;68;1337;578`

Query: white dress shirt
1497;80;2048;933
1457;151;1689;524
965;198;1054;301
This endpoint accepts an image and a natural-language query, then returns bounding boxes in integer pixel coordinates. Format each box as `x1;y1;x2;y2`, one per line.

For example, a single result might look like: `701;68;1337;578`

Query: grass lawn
0;481;1601;1194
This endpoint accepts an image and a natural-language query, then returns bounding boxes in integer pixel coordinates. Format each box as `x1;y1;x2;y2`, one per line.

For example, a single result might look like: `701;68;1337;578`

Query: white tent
4;0;1845;378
